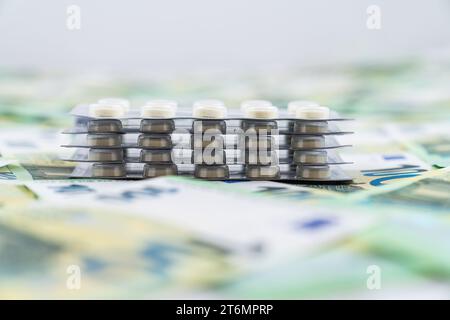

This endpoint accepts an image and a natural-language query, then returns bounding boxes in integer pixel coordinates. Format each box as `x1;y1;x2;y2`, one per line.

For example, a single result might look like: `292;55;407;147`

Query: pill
287;100;319;116
293;121;328;134
245;150;278;165
240;100;273;113
245;105;278;119
97;97;130;111
89;103;126;118
144;164;178;177
86;134;122;147
296;105;330;120
296;165;330;179
293;150;327;164
245;135;274;150
88;148;124;162
192;134;224;149
140;119;175;133
138;134;172;149
140;149;173;163
245;165;280;179
92;163;126;177
193;100;227;118
192;150;226;165
87;119;123;133
192;120;226;134
290;135;325;149
141;100;177;118
194;165;229;179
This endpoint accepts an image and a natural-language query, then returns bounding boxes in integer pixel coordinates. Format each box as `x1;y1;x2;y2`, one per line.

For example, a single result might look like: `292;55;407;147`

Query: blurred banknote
0;57;449;299
25;177;375;261
221;245;450;299
350;167;450;210
0;204;235;299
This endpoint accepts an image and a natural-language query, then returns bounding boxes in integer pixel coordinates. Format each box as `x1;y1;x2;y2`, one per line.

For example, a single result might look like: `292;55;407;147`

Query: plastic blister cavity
62;98;354;182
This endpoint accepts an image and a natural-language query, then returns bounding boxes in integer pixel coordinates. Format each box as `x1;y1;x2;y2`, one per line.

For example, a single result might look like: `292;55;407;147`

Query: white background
0;0;449;75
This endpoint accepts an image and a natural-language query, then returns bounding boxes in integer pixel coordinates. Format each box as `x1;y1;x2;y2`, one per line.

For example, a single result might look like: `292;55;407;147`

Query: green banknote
383;122;450;168
0;204;236;299
1;58;450;126
348;212;450;280
350;167;450;210
0;184;37;208
221;246;447;299
0;157;75;181
0;57;449;299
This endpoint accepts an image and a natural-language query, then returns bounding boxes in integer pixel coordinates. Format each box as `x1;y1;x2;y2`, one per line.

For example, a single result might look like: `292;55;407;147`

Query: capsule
138;134;172;149
194;165;229;179
245;165;280;179
86;134;122;147
296;165;331;179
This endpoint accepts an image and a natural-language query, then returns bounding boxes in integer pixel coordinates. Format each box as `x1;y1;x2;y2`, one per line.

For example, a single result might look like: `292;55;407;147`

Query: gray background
0;0;449;75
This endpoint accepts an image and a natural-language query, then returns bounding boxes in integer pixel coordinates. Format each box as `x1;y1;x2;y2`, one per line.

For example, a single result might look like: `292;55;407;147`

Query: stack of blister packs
62;98;354;182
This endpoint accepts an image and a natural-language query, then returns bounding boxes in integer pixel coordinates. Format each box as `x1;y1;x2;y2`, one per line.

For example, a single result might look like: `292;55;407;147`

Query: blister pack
62;99;354;182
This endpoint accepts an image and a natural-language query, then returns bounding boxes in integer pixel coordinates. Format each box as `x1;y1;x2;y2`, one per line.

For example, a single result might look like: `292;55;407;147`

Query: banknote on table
0;183;37;209
226;151;433;195
347;211;450;281
0;204;237;299
0;127;75;181
221;204;450;299
0;57;450;299
384;122;450;168
217;180;338;201
221;246;450;299
25;177;375;263
0;155;76;182
348;167;450;211
343;152;431;190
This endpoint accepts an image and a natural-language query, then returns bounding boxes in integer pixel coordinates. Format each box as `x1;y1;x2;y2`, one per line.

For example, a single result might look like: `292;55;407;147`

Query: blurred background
1;0;450;75
0;1;450;300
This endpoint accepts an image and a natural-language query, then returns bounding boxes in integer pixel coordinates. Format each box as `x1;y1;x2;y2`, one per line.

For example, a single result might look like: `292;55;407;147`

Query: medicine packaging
62;99;353;182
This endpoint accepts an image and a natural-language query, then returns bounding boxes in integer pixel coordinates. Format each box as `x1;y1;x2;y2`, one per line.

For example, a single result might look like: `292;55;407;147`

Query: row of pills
64;98;352;181
89;163;332;180
71;133;340;150
81;118;336;134
89;98;331;120
84;148;333;165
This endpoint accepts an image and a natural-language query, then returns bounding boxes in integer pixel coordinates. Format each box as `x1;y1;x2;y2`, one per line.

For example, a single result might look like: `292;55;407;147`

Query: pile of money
0;56;449;299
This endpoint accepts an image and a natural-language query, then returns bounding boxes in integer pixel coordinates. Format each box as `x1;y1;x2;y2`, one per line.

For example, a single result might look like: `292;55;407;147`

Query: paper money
342;153;430;189
349;212;450;281
0;157;76;181
0;204;235;299
221;246;449;299
25;177;375;262
0;58;449;298
384;122;450;168
0;184;36;208
349;167;450;210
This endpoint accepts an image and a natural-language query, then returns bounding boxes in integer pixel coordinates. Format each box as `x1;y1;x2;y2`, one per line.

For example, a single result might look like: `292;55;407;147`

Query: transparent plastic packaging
61;100;354;182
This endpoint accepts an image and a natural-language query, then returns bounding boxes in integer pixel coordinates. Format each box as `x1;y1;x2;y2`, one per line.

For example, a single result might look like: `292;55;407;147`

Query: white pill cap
97;97;130;111
245;105;279;119
141;100;177;118
295;105;330;120
287;100;319;115
193;100;227;118
240;100;273;113
89;103;126;118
